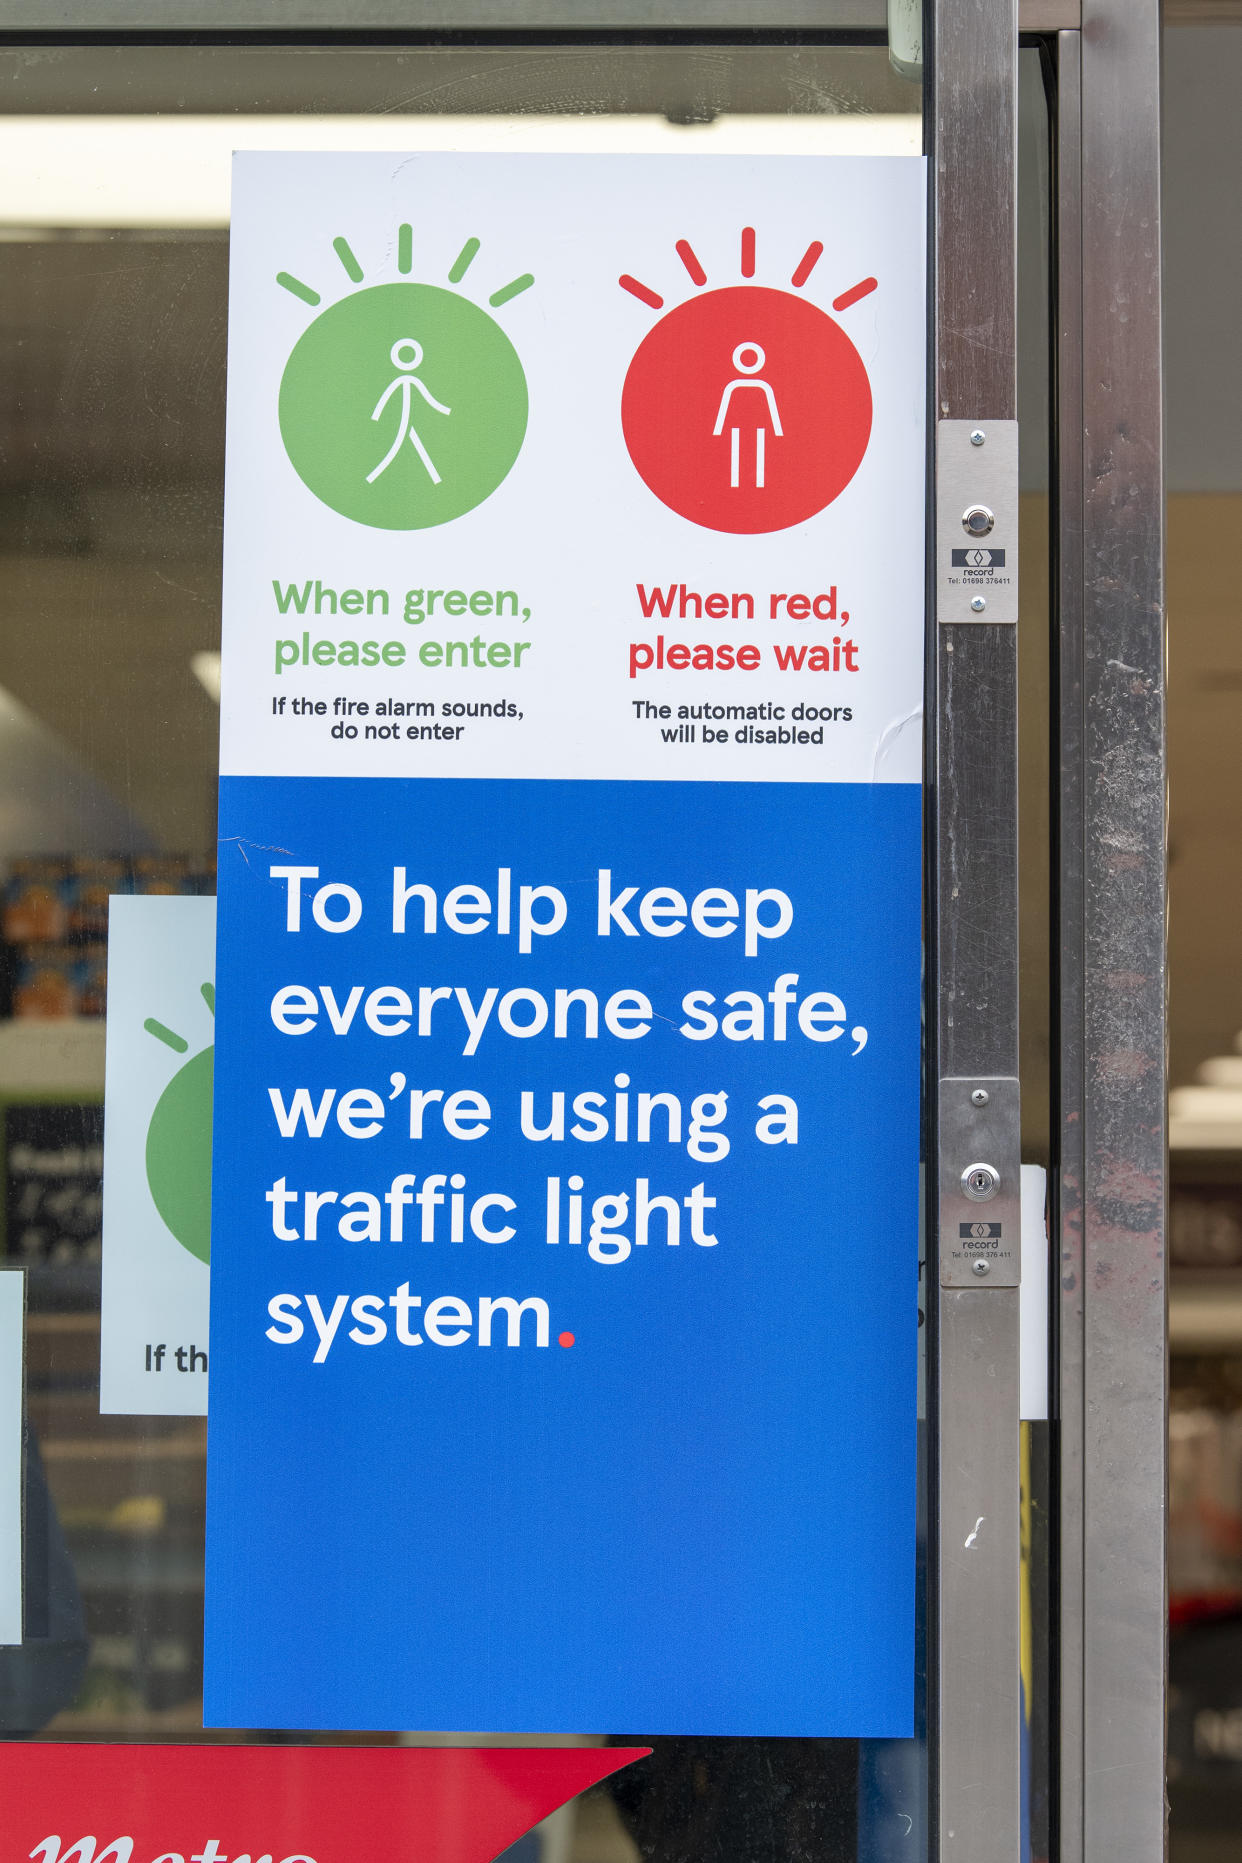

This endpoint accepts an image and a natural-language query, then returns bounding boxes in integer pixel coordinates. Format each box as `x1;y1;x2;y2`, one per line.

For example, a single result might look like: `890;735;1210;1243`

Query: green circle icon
145;1044;213;1265
279;282;528;530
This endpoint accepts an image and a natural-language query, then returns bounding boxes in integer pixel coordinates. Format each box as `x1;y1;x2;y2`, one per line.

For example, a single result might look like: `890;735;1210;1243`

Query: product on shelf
68;857;128;939
0;852;216;1019
1172;1189;1242;1268
76;944;108;1019
1171;1403;1242;1600
3;858;71;944
13;943;81;1018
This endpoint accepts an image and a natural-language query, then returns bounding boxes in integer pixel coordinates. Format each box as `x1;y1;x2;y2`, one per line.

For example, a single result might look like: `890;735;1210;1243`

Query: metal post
928;0;1020;1858
1056;4;1166;1858
1053;32;1087;1863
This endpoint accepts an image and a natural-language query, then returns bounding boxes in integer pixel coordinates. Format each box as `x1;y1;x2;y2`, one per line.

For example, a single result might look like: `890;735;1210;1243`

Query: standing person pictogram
367;337;452;485
620;228;877;534
713;341;783;490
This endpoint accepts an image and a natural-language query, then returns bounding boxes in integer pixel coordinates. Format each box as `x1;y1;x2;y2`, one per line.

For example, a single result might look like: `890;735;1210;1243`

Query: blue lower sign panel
207;151;927;1737
203;777;919;1736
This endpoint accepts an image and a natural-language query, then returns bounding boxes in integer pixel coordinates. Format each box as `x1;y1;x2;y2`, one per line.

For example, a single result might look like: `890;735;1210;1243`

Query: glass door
0;27;935;1863
0;8;1167;1862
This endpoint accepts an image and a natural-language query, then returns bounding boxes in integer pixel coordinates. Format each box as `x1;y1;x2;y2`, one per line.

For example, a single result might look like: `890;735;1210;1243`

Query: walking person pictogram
712;341;783;490
367;337;452;485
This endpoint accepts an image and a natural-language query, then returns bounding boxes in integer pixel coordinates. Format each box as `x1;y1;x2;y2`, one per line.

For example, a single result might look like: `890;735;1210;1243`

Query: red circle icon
621;285;872;535
558;1331;575;1349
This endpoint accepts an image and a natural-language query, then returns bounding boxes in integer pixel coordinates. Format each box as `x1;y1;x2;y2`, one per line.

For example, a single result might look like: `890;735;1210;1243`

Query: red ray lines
675;238;707;286
619;273;663;309
833;275;878;312
620;236;878;313
791;240;823;288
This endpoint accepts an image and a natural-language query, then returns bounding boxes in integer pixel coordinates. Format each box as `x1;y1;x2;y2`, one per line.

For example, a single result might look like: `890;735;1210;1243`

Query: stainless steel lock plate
939;1076;1021;1286
936;420;1019;625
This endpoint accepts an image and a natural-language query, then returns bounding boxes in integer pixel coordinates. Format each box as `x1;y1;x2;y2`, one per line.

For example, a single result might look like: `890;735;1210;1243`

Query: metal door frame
1052;10;1166;1863
929;4;1165;1857
927;3;1021;1859
0;4;1167;1858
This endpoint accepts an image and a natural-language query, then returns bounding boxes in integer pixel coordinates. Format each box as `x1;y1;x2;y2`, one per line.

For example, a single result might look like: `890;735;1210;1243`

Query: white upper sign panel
221;152;926;785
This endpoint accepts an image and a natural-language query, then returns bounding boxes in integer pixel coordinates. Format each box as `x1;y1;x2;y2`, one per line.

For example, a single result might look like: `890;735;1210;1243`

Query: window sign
0;1267;22;1645
205;153;925;1736
0;1741;649;1861
100;896;215;1416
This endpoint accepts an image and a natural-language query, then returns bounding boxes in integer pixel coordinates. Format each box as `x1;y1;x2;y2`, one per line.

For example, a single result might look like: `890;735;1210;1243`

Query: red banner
0;1743;650;1863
